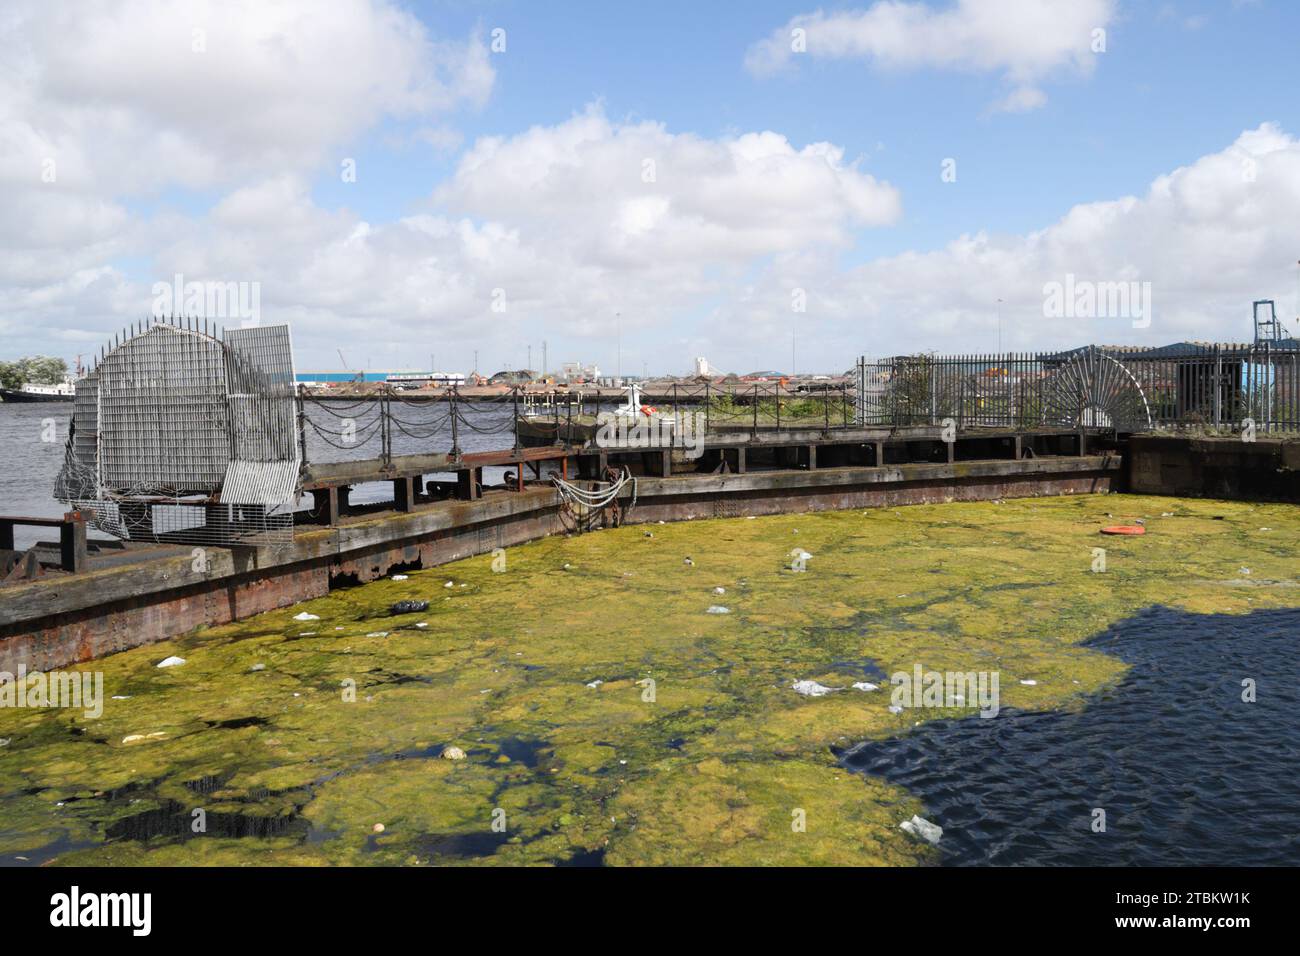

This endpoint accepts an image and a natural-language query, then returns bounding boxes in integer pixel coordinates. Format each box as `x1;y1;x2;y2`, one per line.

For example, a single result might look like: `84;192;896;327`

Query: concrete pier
0;453;1118;672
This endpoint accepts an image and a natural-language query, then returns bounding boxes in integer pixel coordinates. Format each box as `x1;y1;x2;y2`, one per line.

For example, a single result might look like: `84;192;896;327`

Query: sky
2;0;1300;376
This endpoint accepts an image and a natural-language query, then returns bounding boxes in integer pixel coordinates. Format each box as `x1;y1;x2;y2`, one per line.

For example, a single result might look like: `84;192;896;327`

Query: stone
441;746;466;760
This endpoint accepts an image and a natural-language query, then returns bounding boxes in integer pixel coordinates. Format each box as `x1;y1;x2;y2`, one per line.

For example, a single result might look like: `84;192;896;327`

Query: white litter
586;679;603;689
852;682;879;692
1019;679;1037;686
442;746;466;760
156;656;186;668
391;574;409;581
706;605;730;614
900;814;943;845
888;704;904;714
444;581;454;588
791;679;835;697
365;631;389;638
713;586;726;595
293;612;320;621
250;664;266;672
415;622;429;629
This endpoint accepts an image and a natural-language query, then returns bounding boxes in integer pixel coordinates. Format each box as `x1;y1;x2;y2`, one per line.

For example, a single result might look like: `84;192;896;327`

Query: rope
550;467;634;510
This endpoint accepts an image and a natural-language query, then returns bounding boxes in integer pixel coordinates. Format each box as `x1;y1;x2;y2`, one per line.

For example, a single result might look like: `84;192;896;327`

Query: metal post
752;384;758;439
513;385;521;452
450;385;461;460
296;384;309;465
1211;345;1221;427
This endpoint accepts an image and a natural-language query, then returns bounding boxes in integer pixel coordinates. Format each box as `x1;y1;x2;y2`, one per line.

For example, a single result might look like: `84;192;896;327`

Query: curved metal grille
1041;347;1152;432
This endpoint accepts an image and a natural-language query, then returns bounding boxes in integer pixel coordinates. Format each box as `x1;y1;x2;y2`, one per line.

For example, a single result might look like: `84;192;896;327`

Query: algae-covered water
2;493;1299;866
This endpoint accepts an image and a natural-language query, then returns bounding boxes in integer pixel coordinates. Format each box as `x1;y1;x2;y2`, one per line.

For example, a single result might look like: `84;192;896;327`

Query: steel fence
856;344;1300;434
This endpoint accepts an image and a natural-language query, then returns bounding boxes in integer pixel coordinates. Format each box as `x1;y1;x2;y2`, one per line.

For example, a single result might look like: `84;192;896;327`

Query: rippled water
841;606;1300;865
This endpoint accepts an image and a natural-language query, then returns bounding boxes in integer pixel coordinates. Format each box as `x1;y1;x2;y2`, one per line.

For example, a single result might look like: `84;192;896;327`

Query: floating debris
250;663;266;672
852;681;879;692
900;814;943;845
372;823;385;833
1020;679;1038;686
705;605;730;615
365;631;389;638
712;586;726;595
389;600;429;615
156;656;186;668
122;732;167;745
792;679;835;697
391;574;409;581
293;612;320;621
585;679;603;689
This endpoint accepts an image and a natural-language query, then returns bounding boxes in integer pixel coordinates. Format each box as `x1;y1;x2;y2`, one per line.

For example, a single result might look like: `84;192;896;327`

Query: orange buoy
640;404;657;416
1101;525;1145;536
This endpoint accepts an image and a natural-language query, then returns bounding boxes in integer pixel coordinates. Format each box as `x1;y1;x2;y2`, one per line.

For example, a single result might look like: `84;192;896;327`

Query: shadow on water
840;606;1300;866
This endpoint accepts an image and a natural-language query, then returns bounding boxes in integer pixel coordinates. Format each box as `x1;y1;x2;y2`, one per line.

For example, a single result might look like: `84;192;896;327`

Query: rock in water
441;746;467;760
900;814;943;845
389;600;429;615
791;679;835;697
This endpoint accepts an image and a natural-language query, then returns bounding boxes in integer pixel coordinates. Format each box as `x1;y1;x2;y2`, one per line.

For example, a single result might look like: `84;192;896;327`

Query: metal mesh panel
53;320;300;548
97;326;229;494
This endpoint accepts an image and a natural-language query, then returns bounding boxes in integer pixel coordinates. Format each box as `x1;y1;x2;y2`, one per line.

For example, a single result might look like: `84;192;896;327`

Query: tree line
0;356;69;390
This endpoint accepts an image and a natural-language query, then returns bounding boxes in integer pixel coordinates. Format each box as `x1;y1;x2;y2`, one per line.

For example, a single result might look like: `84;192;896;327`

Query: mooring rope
550;467;634;511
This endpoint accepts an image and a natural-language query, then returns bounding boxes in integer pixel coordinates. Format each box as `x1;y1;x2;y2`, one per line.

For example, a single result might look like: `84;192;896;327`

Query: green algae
3;493;1300;866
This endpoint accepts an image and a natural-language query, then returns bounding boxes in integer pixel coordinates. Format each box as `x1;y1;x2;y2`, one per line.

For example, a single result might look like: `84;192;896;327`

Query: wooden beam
59;514;87;573
393;476;416;512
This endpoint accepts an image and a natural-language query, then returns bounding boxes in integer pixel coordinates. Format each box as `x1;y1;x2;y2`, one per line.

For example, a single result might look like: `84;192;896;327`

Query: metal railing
856;344;1300;435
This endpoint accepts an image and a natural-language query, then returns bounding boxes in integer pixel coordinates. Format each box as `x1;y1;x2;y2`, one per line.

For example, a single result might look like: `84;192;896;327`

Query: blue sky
6;0;1300;375
320;0;1296;258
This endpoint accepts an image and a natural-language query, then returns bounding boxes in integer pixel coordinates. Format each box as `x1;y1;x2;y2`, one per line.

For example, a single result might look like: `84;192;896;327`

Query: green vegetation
2;494;1299;866
705;392;854;427
0;356;68;390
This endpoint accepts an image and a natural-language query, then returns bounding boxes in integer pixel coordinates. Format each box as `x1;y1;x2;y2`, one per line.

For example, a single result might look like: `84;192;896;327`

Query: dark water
0;401;528;549
841;606;1300;866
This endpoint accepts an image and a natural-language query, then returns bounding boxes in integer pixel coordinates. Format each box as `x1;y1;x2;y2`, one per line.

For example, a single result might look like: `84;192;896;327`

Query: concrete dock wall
1128;434;1300;502
0;455;1119;672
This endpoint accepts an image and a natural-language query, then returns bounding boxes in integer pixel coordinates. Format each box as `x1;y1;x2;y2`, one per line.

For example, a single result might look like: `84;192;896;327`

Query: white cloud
0;0;493;349
712;124;1300;361
0;0;493;194
746;0;1115;112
